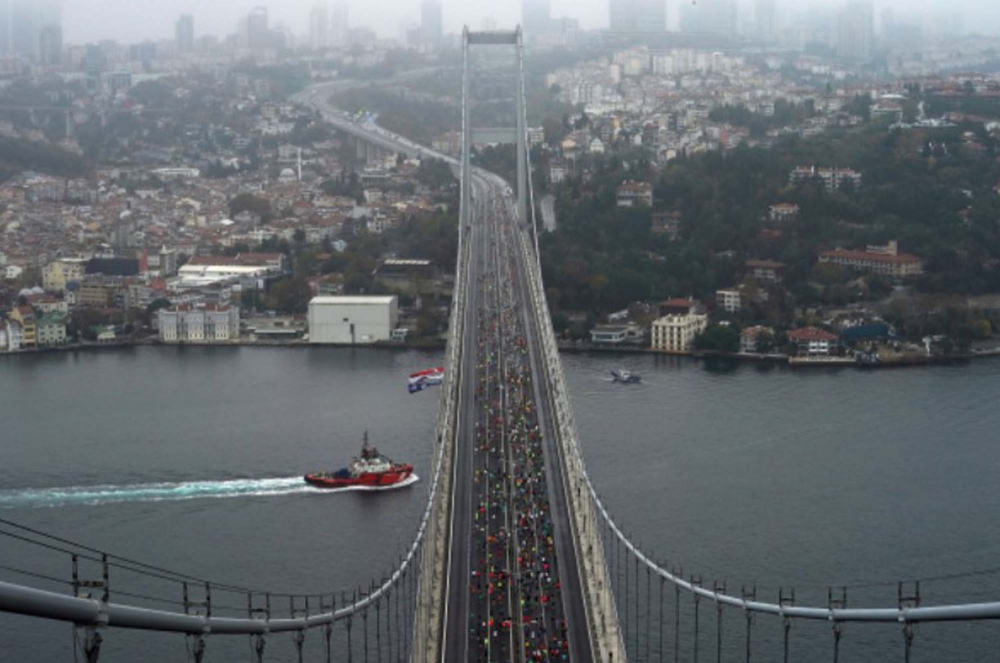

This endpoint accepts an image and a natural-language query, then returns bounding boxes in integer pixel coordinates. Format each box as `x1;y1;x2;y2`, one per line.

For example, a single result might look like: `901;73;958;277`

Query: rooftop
310;296;397;306
821;249;922;264
788;327;838;342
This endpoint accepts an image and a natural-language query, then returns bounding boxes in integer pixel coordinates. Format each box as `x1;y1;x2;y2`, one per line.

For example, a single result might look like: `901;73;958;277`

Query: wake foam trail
0;474;419;508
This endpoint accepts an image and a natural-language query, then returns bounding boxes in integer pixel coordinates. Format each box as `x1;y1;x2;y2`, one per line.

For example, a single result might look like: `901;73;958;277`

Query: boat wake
0;474;420;509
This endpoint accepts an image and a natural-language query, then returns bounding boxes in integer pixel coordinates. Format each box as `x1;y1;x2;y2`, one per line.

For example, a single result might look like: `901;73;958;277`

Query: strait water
1;347;999;661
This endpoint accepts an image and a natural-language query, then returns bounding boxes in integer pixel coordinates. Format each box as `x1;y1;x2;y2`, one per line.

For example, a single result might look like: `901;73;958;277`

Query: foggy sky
61;0;1000;45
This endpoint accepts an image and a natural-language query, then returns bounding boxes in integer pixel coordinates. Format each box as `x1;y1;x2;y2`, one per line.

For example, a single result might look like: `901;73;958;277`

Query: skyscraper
175;14;195;54
679;0;736;36
309;3;329;50
522;0;552;36
836;1;874;61
247;6;271;50
2;0;60;59
754;0;775;41
38;23;61;65
609;0;666;33
330;1;349;46
421;0;442;44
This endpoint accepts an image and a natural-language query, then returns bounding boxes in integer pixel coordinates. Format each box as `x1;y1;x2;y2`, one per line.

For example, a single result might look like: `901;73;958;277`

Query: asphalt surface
443;178;594;663
442;177;488;663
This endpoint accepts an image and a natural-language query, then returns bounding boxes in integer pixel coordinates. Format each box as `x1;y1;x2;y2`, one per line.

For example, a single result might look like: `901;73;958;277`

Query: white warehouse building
308;296;399;345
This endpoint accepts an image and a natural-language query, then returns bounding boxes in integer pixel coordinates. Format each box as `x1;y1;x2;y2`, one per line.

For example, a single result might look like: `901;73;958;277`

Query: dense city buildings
0;3;998;366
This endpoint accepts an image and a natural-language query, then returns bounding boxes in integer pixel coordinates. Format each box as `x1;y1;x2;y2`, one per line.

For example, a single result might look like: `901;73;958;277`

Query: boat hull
304;465;414;489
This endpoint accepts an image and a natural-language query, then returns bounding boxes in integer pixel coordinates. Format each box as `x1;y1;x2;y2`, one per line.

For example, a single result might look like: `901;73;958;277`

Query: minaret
297;147;302;181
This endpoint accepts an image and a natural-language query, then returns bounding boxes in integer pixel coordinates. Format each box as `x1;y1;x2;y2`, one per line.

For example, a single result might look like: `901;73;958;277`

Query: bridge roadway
443;177;593;663
300;85;594;662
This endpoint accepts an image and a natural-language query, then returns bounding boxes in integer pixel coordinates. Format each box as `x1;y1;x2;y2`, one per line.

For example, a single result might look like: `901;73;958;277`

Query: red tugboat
304;432;414;489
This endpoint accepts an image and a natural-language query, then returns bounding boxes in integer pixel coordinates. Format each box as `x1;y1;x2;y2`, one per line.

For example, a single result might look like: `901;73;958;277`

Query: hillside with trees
541;121;1000;338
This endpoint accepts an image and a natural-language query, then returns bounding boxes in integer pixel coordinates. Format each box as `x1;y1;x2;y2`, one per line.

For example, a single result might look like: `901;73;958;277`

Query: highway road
296;86;593;663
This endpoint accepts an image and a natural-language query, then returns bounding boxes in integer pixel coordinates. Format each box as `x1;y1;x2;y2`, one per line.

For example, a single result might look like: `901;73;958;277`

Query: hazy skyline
58;0;1000;45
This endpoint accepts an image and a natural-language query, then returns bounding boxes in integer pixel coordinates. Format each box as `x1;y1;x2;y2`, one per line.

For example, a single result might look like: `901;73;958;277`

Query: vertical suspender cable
659;574;665;663
646;565;651;663
674;582;680;663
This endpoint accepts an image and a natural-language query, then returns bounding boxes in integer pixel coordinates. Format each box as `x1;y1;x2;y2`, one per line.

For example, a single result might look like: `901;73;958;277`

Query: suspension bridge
4;26;1000;663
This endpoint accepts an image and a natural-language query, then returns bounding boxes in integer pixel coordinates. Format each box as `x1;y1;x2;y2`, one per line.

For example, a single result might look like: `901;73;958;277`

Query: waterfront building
651;300;708;353
36;312;67;347
9;306;36;348
740;325;774;353
308;296;399;345
788;327;839;356
3;320;22;352
158;304;240;343
590;323;644;345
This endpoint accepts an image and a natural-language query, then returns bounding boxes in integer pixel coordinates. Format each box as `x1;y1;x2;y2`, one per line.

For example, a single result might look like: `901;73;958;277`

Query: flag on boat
408;367;445;394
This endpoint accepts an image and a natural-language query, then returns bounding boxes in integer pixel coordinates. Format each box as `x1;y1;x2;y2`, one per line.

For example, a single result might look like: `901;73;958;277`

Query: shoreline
3;337;998;370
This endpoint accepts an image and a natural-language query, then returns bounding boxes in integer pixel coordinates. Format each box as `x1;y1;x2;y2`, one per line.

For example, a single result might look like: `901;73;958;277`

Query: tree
694;325;741;353
756;331;775;354
146;298;172;315
416;307;444;337
265;278;312;314
229;193;272;221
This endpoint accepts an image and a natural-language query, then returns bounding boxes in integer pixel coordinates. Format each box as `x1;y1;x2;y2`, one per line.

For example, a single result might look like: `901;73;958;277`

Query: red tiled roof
788;327;838;342
662;297;693;308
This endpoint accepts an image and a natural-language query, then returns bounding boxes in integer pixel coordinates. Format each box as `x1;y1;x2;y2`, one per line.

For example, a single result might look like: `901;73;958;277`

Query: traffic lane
507;212;594;663
443;182;488;663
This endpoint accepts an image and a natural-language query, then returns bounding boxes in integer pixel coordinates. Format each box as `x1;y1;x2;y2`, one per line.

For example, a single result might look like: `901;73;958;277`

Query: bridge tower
460;27;531;230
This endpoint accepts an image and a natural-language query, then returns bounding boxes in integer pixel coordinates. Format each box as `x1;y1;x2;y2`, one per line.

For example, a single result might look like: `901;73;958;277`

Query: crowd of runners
467;193;570;662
